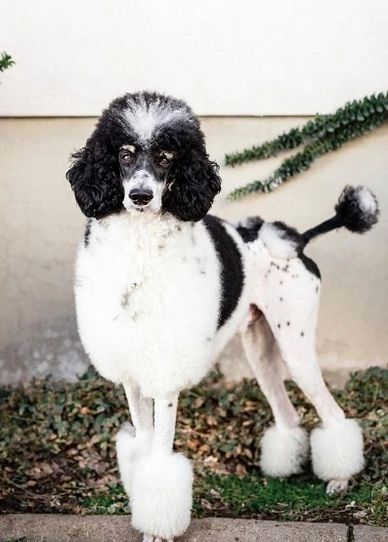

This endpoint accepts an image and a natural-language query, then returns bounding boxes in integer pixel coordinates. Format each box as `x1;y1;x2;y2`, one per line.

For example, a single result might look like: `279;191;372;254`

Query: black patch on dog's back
236;216;264;242
204;215;244;328
265;221;321;279
298;253;321;279
272;220;304;247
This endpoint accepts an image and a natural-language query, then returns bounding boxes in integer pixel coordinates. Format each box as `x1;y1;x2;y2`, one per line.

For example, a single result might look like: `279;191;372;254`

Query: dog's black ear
162;145;221;222
66;133;124;219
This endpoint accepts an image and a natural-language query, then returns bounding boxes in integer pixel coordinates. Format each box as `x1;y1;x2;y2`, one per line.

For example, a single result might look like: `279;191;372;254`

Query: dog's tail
254;185;379;260
302;185;379;246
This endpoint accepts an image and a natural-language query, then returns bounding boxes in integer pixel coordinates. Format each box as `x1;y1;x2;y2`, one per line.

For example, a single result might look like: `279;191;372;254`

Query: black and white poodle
67;91;379;541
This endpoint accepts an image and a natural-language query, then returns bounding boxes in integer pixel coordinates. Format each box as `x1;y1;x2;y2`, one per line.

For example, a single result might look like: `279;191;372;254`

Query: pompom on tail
335;185;379;234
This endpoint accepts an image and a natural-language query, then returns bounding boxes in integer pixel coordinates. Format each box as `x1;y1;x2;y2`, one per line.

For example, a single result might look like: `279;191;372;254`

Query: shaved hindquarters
240;307;309;477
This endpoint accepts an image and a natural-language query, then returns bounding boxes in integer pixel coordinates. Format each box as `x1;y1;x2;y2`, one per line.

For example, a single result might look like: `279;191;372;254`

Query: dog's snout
128;188;153;206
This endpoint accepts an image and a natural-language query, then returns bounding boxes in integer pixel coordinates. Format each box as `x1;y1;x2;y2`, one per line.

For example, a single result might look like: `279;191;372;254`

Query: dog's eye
119;145;136;164
157;150;175;167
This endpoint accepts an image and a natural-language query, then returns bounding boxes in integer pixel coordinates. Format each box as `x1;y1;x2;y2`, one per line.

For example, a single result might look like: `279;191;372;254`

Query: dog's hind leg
116;383;153;498
241;306;309;478
130;394;193;542
261;260;364;493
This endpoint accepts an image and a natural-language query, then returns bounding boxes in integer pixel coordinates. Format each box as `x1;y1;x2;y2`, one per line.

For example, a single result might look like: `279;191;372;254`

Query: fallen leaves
0;366;386;525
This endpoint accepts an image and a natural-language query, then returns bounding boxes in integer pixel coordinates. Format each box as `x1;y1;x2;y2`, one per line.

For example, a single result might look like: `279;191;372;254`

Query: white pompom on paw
116;422;152;496
260;425;309;478
131;451;193;540
311;418;365;482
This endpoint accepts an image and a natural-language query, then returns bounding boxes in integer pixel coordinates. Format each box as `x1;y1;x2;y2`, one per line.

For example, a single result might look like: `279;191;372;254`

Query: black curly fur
236;216;264;242
162;149;221;222
66;100;129;218
303;185;379;243
335;185;379;233
66;91;221;222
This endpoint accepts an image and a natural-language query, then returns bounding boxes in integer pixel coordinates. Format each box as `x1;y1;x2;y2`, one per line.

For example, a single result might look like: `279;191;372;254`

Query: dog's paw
143;536;174;542
260;425;309;477
311;419;364;482
131;452;193;540
116;422;152;496
326;479;349;495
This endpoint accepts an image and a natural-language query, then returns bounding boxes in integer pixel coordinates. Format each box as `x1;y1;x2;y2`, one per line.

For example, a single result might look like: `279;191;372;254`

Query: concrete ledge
1;515;387;542
1;514;386;542
353;524;388;542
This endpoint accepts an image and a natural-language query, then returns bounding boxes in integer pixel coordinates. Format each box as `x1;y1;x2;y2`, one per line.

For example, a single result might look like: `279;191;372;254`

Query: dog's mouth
123;196;160;215
124;200;149;212
132;204;148;213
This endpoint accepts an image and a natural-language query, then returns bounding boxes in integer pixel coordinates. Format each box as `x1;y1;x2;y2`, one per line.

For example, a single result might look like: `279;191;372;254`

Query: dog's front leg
131;394;193;542
116;383;153;497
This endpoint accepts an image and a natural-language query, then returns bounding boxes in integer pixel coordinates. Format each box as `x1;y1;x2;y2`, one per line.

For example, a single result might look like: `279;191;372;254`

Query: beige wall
0;117;387;384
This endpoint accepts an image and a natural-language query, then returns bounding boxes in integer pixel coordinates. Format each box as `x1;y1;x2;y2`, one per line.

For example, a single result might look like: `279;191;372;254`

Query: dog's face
67;92;221;222
119;142;175;214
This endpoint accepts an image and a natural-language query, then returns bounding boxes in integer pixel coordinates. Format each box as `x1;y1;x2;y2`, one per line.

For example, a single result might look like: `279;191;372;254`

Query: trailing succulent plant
0;51;14;73
226;92;388;200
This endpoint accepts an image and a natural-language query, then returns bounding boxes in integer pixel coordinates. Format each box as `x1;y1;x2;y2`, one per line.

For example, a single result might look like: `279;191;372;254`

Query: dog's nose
128;188;153;206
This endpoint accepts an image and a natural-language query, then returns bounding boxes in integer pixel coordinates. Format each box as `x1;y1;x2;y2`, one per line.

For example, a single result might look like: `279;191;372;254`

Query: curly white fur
75;212;249;398
115;423;152;496
260;425;309;477
311;419;365;481
356;186;378;214
130;452;193;540
259;222;299;259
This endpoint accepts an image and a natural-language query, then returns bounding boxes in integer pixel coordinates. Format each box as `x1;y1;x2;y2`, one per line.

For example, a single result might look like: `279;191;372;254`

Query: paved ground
0;515;386;542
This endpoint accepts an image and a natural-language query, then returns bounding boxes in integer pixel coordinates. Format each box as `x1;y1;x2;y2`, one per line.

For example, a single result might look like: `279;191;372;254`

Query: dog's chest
74;214;221;394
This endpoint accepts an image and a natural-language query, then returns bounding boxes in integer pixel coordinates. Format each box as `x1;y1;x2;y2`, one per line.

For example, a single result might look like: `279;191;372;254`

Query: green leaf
226;91;388;199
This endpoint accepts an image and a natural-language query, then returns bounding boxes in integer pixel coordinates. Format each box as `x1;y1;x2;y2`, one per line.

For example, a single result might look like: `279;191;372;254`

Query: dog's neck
93;209;193;250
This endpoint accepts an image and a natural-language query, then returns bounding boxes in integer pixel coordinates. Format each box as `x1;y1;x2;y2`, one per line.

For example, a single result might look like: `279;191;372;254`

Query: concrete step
0;515;386;542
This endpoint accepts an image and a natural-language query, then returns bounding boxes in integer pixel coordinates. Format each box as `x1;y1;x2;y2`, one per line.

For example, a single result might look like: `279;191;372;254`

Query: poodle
67;91;379;541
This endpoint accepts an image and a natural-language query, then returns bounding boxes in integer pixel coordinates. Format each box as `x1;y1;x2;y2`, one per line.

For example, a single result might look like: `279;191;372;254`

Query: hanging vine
226;92;388;200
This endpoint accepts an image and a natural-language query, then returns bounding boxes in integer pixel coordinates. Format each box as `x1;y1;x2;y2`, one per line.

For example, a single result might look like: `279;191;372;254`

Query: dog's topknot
335;185;379;234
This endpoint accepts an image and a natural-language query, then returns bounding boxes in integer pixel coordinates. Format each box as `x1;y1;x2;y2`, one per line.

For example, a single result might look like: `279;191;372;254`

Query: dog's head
66;92;221;222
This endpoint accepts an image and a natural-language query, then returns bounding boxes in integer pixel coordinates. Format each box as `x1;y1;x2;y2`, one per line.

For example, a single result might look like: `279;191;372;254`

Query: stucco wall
0;116;387;384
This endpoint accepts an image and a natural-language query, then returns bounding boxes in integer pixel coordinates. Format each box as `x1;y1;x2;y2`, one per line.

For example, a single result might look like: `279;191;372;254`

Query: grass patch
0;367;387;525
196;473;382;522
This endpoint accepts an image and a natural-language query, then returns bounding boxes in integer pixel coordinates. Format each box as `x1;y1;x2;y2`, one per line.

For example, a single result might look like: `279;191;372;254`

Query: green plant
226;92;388;200
0;51;15;76
0;367;387;525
